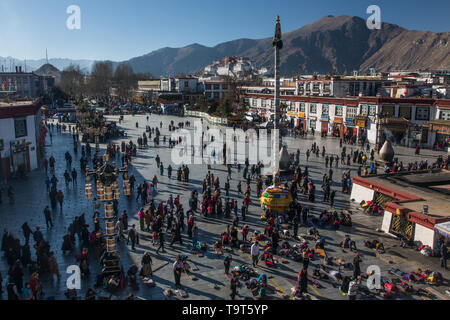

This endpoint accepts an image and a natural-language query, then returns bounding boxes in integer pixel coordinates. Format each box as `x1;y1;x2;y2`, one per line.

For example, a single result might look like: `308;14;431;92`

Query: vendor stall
435;221;450;240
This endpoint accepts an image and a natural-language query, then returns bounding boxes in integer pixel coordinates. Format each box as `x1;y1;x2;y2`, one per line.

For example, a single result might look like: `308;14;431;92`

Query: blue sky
0;0;449;61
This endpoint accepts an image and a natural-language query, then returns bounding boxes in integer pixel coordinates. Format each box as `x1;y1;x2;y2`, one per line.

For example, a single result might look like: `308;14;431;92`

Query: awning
429;120;450;135
435;221;450;237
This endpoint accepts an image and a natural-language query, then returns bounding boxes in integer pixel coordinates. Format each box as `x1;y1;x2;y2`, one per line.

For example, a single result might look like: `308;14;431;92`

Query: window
346;107;357;119
300;102;306;112
335;105;343;117
398;106;411;120
415;107;429;120
184;81;189;88
322;104;329;115
252;99;257;107
310;103;317;114
310;119;316;129
313;83;320;92
15;118;27;138
205;84;211;90
213;92;220;99
213;84;220;90
381;105;395;117
368;105;377;116
360;104;368;115
440;110;450;120
222;84;228;90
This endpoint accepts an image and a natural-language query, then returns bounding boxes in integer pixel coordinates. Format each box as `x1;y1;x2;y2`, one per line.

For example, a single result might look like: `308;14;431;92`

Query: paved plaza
1;113;449;300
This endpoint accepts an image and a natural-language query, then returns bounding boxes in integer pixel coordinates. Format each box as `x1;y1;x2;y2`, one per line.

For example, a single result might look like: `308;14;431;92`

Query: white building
0;99;43;180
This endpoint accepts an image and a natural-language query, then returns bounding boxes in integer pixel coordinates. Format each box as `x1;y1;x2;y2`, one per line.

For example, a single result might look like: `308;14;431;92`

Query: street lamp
84;153;130;276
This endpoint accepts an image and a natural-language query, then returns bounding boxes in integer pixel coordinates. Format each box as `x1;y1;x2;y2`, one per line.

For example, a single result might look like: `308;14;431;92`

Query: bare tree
88;61;113;100
113;63;137;101
220;69;259;112
58;65;85;99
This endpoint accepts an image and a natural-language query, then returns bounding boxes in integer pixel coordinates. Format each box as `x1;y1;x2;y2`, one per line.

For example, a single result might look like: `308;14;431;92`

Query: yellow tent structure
260;185;292;219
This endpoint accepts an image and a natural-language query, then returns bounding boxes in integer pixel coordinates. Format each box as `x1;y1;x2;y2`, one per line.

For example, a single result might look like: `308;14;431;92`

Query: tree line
58;61;153;101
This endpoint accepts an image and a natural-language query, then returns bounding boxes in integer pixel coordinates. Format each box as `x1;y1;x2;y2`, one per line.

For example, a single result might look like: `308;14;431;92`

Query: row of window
204;84;228;90
250;98;438;121
381;105;430;120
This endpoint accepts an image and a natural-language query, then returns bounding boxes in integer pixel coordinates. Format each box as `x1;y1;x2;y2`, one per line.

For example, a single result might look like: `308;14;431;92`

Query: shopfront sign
355;119;367;128
321;116;329;122
334;117;343;124
287;111;297;117
298;112;306;119
345;119;355;127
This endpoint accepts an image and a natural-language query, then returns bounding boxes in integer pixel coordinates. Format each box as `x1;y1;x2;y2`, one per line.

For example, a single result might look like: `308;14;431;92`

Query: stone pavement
0;113;448;300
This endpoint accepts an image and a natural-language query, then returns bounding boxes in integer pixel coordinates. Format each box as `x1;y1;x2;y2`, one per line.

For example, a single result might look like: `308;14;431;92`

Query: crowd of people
1;114;448;301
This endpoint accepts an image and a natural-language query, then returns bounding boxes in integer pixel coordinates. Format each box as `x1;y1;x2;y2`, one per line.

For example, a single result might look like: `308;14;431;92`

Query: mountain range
2;15;449;77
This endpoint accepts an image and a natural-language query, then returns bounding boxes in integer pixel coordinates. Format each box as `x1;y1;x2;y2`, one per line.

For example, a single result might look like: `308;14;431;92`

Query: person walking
127;225;138;251
353;255;362;279
192;224;199;250
21;222;32;245
230;272;239;300
156;230;165;254
224;255;232;275
156;228;166;254
140;252;153;278
43;206;53;229
251;241;260;267
115;219;125;243
48;251;61;283
173;255;184;288
297;268;308;297
56;190;64;212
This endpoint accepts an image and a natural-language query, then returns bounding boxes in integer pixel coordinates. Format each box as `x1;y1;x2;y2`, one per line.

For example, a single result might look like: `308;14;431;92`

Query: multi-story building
0;99;44;180
200;77;230;100
296;75;390;98
245;90;450;150
203;56;256;78
0;68;54;99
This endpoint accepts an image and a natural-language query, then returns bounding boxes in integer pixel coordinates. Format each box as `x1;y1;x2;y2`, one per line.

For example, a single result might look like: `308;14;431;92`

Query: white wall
414;223;435;248
0;114;38;171
381;211;393;233
350;183;375;203
367;121;377;144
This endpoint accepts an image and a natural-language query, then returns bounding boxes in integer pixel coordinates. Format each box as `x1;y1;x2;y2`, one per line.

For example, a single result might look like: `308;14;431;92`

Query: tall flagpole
272;16;283;184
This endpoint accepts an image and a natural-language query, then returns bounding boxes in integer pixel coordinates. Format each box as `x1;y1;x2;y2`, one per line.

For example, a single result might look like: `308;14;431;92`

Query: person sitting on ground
364;240;385;253
214;241;224;256
107;275;120;291
127;264;139;285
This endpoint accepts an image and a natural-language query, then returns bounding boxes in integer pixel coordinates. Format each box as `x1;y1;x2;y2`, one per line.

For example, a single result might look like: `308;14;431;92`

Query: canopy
435;221;450;238
260;185;292;211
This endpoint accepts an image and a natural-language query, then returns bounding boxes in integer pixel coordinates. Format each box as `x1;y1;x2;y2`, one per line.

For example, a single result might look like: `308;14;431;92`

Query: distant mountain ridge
2;15;449;77
121;15;449;76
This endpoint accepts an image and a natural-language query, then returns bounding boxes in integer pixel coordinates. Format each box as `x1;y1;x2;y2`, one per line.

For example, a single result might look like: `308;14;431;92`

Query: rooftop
356;170;450;219
0;100;34;108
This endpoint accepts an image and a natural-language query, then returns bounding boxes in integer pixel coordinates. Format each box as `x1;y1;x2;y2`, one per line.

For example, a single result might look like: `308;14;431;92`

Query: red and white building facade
244;89;450;150
0;99;45;180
